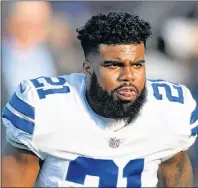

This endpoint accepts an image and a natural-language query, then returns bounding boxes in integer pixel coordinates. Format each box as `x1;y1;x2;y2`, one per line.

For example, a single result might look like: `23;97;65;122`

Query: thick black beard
86;73;147;125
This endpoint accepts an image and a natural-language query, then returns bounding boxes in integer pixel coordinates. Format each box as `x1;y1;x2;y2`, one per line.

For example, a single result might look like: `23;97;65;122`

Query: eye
132;63;143;68
104;63;121;69
109;64;119;69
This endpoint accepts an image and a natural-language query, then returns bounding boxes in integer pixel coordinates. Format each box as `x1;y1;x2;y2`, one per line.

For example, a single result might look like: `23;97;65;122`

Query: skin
2;143;40;187
84;43;146;101
2;43;193;187
158;151;193;187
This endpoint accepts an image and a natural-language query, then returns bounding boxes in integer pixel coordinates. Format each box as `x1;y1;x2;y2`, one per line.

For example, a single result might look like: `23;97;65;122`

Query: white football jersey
2;73;198;187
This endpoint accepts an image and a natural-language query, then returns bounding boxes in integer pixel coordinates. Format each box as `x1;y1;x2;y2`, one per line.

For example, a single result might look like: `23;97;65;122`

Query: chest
33;96;188;158
33;93;189;187
35;150;161;187
33;120;182;188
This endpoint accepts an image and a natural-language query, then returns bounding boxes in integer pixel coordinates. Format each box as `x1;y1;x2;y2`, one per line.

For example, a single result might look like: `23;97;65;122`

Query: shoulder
147;79;195;107
147;79;197;121
3;73;86;107
4;73;87;122
29;73;86;100
2;79;38;128
2;73;87;159
147;79;198;146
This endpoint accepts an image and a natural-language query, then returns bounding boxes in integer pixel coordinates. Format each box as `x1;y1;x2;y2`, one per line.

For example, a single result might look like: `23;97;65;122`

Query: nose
118;66;135;82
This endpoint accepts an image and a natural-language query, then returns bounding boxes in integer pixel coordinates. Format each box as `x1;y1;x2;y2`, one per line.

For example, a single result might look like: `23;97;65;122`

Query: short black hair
77;11;152;58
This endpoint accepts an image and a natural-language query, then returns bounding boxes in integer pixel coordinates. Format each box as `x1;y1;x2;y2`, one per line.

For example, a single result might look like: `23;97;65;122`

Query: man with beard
2;12;198;187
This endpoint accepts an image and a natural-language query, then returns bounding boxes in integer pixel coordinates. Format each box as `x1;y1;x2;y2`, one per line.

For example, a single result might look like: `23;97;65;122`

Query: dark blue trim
20;83;26;93
191;126;198;136
9;93;35;119
190;105;198;125
2;107;34;134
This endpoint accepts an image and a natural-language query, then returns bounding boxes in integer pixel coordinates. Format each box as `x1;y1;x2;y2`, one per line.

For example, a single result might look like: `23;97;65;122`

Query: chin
113;97;135;105
114;95;137;104
120;100;135;105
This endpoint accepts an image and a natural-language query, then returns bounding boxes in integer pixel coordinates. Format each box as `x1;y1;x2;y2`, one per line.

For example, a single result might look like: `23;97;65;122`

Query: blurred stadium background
1;1;198;186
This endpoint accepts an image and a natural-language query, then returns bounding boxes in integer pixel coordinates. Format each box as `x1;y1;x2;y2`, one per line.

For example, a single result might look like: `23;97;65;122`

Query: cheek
135;68;146;89
97;68;118;90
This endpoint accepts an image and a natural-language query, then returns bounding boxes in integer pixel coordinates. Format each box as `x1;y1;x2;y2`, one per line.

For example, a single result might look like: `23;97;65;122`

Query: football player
2;12;198;187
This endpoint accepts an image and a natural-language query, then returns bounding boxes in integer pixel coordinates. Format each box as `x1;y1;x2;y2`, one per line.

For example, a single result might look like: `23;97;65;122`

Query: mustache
112;83;140;95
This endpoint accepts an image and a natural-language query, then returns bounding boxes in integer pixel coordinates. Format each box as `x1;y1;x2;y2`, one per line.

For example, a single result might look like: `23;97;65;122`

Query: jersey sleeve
181;85;198;151
160;85;198;162
2;79;47;160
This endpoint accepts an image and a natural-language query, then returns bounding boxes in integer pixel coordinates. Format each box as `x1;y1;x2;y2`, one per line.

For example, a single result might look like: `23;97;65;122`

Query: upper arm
158;151;193;187
2;79;47;160
2;143;40;187
2;80;43;187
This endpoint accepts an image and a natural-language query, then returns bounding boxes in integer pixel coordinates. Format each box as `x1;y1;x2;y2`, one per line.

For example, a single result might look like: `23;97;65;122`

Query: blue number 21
66;157;144;187
31;77;70;99
151;82;184;104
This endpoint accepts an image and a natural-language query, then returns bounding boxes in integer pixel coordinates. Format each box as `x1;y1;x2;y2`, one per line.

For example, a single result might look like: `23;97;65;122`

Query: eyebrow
103;59;145;65
132;59;145;64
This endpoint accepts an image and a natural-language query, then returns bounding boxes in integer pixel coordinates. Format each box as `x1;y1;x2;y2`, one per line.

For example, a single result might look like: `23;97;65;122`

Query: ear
83;61;93;77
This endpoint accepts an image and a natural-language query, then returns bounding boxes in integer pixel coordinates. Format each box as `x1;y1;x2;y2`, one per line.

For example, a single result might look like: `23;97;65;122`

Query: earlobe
83;61;92;76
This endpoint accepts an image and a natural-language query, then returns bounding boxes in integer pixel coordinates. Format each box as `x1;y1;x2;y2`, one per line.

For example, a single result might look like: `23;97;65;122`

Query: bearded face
84;43;147;125
86;72;147;125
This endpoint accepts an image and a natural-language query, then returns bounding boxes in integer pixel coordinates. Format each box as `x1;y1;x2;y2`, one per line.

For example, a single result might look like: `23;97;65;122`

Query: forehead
99;43;145;61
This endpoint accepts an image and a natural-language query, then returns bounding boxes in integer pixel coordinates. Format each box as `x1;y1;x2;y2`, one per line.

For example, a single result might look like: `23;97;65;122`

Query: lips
116;87;138;101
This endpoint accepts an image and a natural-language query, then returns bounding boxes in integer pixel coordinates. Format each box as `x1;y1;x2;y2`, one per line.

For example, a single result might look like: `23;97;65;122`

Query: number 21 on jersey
65;157;144;187
31;76;70;99
151;80;184;104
